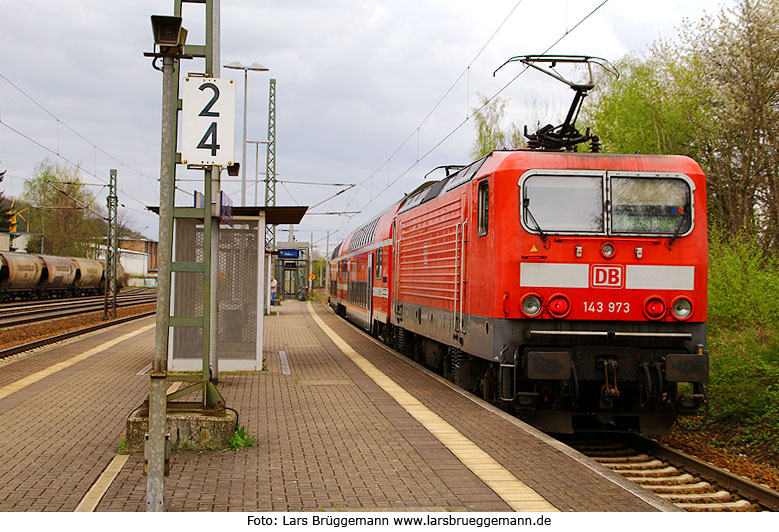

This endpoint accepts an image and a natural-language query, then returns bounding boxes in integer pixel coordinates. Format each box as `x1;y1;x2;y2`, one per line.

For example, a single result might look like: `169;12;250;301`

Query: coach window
375;249;382;280
478;179;489;236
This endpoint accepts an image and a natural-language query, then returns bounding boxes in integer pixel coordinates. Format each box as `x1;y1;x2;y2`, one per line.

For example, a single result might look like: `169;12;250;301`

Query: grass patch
227;424;256;451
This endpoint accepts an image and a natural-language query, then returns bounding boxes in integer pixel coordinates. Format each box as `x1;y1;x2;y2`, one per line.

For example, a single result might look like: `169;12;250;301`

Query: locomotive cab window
477;179;489;236
522;174;604;233
610;176;693;235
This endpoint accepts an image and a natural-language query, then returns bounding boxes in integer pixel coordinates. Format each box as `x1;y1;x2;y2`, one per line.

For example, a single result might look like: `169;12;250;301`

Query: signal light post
144;0;230;511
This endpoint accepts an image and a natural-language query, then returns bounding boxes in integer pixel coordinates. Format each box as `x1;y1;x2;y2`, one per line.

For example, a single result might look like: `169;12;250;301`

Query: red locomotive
329;56;708;433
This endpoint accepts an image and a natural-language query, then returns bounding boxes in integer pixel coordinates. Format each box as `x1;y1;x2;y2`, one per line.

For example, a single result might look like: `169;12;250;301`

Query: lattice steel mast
264;78;277;249
103;168;118;320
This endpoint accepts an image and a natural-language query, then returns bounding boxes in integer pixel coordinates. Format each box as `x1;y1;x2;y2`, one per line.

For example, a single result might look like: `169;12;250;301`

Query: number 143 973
583;301;630;313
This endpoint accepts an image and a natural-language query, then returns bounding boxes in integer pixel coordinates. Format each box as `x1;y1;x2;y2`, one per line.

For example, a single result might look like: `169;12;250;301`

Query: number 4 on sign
197;122;220;157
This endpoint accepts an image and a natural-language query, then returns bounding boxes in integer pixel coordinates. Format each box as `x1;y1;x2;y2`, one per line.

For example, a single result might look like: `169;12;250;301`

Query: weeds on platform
227;424;256;451
118;438;127;453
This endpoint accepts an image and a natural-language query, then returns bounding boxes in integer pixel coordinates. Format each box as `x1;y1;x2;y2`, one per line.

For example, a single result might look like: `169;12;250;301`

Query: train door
391;220;400;323
346;259;351;306
454;189;470;335
367;252;374;328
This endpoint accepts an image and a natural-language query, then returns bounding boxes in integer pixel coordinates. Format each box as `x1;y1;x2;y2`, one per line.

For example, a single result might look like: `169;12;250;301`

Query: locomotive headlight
671;297;693;320
600;242;615;259
521;294;543;318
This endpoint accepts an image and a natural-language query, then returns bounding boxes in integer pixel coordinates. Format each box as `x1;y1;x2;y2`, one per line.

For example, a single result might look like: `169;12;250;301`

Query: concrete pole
308;233;313;296
147;52;175;513
240;68;248;207
325;230;330;292
254;141;259;206
265;252;272;312
256;211;265;370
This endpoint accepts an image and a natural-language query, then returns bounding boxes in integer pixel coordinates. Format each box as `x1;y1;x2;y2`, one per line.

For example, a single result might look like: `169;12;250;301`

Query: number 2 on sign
197;82;220;156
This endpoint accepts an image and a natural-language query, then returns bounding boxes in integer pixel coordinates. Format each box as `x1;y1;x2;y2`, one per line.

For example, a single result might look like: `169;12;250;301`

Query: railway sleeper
629;473;696;485
656;490;732;503
676;500;754;512
600;459;666;470
581;448;638;458
620;465;681;477
591;453;650;464
648;481;714;494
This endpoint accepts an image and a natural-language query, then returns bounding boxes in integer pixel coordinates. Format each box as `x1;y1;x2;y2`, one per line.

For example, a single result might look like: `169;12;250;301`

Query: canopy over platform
147;205;308;225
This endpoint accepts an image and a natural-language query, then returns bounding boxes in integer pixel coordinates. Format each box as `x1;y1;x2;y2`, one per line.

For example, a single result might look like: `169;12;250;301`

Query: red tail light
548;294;570;318
644;297;666;320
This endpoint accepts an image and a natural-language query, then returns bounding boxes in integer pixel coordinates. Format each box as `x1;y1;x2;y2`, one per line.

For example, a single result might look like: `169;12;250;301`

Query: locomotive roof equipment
493;54;619;152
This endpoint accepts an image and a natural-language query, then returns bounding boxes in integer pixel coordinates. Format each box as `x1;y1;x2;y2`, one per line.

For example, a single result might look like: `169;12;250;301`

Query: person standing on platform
270;275;278;306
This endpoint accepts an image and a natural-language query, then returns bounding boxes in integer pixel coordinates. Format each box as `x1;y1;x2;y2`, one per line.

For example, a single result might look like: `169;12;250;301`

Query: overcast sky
0;0;733;252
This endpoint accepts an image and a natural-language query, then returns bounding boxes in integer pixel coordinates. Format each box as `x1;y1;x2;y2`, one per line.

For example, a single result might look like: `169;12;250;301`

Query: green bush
707;226;779;333
704;228;779;453
707;332;779;419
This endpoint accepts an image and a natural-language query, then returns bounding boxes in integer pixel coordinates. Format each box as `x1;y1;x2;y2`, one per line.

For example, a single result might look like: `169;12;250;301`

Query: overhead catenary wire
0;119;152;219
0;72;160;204
352;0;529;198
349;0;611;220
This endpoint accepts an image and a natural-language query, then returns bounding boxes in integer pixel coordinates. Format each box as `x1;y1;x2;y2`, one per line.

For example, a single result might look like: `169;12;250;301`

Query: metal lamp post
223;61;269;206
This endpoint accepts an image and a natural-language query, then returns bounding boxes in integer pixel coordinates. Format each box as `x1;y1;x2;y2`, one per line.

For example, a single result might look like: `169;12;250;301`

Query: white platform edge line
279;350;291;375
74;454;129;512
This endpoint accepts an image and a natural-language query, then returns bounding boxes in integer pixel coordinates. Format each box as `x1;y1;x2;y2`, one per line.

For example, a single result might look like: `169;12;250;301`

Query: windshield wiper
668;208;688;246
523;198;548;242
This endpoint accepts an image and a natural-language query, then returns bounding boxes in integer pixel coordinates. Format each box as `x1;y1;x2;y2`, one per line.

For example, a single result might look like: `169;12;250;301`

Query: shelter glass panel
217;221;258;361
172;219;204;361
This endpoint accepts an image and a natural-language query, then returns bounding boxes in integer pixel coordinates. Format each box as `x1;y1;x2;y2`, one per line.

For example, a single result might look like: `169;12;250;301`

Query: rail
0;310;157;360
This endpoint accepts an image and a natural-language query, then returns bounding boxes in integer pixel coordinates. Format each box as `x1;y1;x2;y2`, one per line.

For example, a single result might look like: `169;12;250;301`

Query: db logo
591;265;624;288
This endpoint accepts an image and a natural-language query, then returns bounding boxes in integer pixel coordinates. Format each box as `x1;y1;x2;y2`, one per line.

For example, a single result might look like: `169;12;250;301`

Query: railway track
0;288;149;312
564;435;779;511
0;310;157;360
0;291;157;327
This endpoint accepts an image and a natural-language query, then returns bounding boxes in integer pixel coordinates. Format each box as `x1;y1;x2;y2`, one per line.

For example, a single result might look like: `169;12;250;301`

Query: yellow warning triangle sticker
530;244;538;252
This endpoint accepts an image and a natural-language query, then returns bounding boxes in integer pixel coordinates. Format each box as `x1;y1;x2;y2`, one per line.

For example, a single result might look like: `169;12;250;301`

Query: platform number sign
181;77;236;167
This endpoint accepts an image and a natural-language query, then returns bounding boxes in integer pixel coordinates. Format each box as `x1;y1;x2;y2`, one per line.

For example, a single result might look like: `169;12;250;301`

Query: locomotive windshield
611;177;691;235
522;175;603;232
521;172;693;236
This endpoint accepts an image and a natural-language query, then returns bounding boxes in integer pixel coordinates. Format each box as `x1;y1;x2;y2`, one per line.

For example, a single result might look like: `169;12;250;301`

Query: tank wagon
0;252;119;301
328;56;708;434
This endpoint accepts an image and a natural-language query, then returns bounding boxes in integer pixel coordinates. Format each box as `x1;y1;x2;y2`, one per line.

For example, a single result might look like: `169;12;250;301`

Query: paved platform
0;300;676;512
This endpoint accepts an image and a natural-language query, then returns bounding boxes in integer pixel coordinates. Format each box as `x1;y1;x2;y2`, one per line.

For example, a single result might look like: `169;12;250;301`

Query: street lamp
223;61;269;206
246;139;269;206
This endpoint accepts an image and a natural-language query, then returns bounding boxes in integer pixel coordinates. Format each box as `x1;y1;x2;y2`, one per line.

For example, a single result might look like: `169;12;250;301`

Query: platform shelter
151;206;305;372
